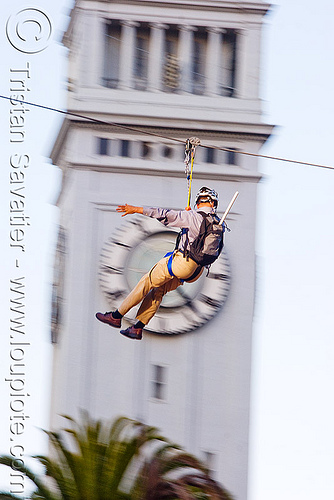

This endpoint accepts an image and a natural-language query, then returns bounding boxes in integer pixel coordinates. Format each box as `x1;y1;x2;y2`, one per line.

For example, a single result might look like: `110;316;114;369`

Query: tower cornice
64;0;271;45
78;0;271;15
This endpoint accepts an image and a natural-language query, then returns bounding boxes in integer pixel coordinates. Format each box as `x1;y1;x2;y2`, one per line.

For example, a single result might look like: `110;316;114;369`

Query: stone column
235;24;261;99
235;28;246;98
205;27;224;96
177;25;196;93
147;23;168;92
82;11;105;87
119;21;139;90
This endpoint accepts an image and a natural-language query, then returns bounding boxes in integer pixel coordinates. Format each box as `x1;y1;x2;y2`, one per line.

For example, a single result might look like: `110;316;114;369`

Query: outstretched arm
117;205;198;230
116;204;144;217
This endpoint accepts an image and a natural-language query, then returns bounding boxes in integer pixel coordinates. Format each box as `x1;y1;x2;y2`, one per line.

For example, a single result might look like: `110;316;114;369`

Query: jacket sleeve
142;206;195;229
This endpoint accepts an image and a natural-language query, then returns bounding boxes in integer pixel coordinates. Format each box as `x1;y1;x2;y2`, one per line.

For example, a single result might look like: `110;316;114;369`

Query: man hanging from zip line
96;186;224;341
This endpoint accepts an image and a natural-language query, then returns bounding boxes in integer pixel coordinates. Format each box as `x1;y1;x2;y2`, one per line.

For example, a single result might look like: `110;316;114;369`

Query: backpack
176;212;225;267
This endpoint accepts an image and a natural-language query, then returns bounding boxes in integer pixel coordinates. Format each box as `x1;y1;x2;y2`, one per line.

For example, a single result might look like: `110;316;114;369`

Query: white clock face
98;216;230;335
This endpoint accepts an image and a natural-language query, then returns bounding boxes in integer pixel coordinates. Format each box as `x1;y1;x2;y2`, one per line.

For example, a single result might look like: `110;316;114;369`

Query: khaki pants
118;251;202;325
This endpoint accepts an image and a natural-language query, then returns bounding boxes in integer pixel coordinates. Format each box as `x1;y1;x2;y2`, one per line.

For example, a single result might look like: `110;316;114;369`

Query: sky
0;1;334;499
250;1;334;498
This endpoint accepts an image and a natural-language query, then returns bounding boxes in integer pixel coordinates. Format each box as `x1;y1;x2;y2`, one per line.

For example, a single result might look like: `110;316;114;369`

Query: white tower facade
50;1;273;498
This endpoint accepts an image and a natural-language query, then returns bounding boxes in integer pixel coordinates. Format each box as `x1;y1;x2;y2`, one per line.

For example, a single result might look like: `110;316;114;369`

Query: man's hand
116;204;144;217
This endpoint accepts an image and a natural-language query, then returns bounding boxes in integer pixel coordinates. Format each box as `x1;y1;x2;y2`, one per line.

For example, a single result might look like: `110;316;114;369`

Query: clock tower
50;1;273;499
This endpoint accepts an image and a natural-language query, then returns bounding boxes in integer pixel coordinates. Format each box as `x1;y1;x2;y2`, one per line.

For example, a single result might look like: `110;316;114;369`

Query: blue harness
164;228;195;282
164;251;176;277
164;250;201;284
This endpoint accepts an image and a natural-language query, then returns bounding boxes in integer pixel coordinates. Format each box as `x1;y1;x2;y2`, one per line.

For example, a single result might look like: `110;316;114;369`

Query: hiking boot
95;311;121;328
120;325;143;340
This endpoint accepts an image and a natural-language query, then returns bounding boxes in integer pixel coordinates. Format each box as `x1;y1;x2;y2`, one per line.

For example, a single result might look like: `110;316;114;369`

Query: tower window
103;21;121;88
165;28;178;58
192;30;207;95
163;54;180;92
151;364;167;400
162;145;173;159
203;451;216;476
120;140;130;157
141;142;151;158
134;27;149;89
227;148;238;165
205;147;216;164
98;137;110;155
220;30;237;97
164;28;179;92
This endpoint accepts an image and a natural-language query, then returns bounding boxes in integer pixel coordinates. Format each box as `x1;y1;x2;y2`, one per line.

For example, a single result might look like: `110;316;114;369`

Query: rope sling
183;136;239;222
184;137;201;210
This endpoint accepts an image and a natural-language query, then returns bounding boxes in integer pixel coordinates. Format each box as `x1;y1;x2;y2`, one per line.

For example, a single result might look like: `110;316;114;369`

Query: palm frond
44;431;82;498
0;455;59;500
0;493;26;500
0;413;233;500
33;455;77;500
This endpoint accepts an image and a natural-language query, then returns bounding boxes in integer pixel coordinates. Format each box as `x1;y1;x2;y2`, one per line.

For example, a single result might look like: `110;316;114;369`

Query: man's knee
151;287;165;303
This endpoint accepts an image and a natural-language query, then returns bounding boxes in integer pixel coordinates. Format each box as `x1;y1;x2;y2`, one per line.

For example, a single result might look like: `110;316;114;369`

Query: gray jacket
142;206;215;254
